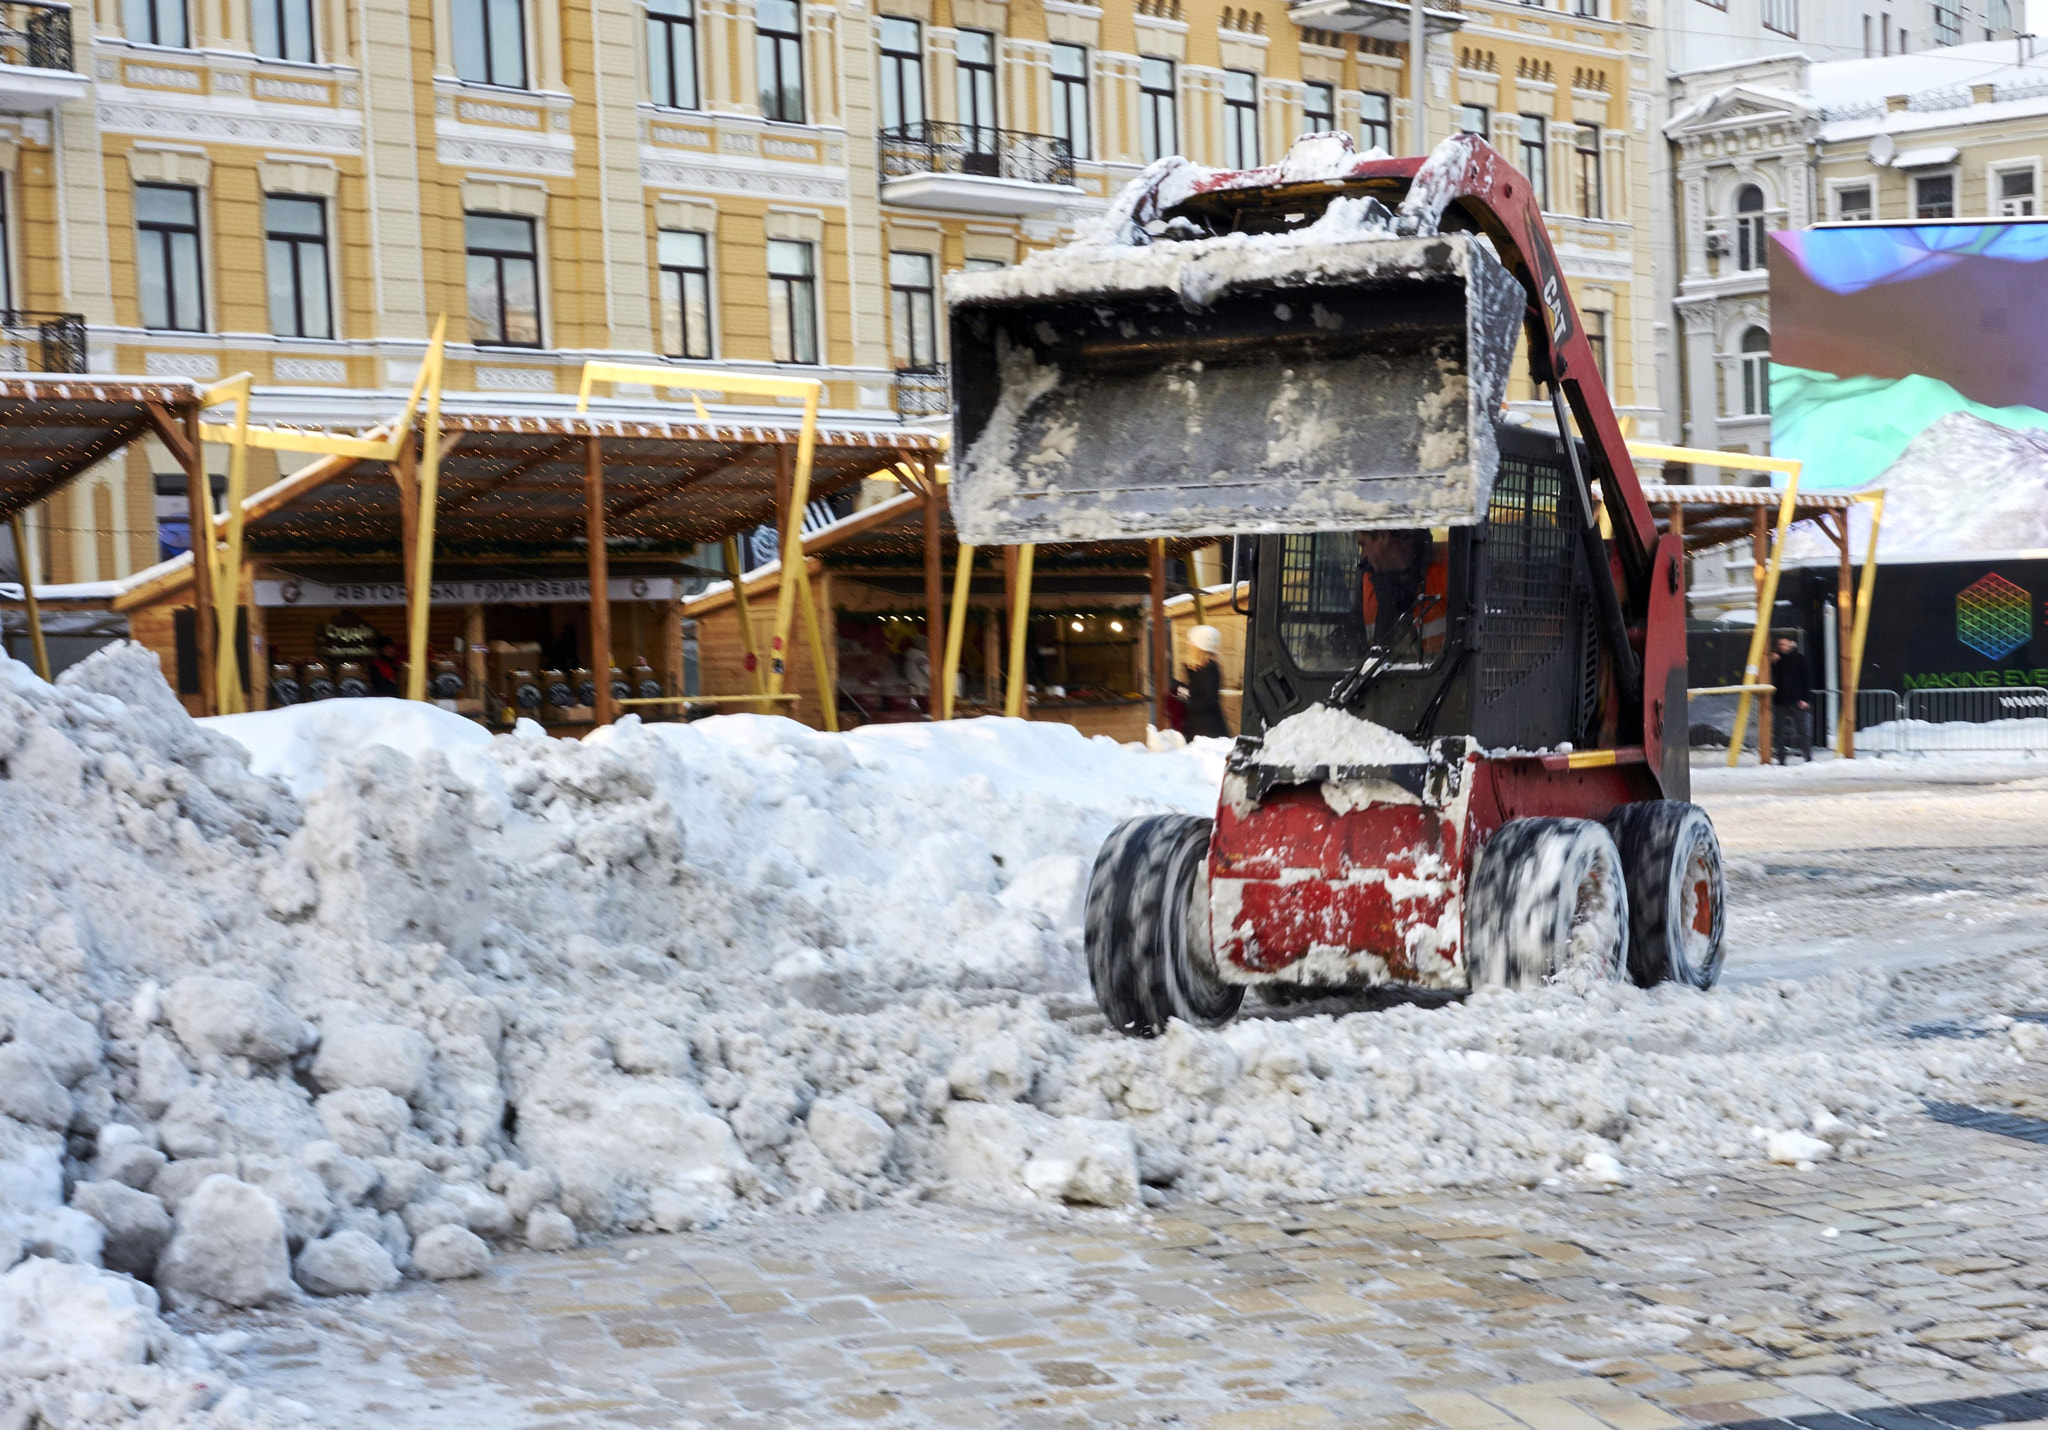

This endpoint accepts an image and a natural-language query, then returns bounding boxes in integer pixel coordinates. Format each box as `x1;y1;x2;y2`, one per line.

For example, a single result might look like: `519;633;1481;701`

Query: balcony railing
879;122;1075;190
0;311;87;373
894;363;948;418
2;1;73;72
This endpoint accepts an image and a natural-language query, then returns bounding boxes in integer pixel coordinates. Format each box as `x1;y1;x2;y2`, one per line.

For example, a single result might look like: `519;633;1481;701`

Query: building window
1734;183;1766;269
136;184;204;332
1996;167;2036;216
1933;5;1961;45
956;29;997;149
1223;70;1259;168
1574;0;1600;14
1302;81;1334;135
264;196;331;340
1584;309;1607;381
962;257;1004;272
756;0;804;123
1358;91;1391;153
657;229;712;359
252;0;314;61
1518;113;1547;209
1050;42;1089;160
878;17;924;131
1834;183;1873;221
1914;172;1955;219
889;251;936;370
1575;125;1603;218
767;238;817;364
1761;0;1795;36
648;0;698;109
1739;326;1770;416
453;0;526;87
1453;103;1488;136
124;0;187;46
1139;56;1176;163
465;213;541;348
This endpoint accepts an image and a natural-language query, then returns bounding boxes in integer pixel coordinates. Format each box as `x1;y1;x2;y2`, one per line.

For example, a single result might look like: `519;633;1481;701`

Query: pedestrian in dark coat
1770;634;1813;763
1179;624;1232;740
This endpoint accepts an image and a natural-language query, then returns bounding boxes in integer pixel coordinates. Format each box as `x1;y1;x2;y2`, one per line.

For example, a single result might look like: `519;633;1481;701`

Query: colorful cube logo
1956;573;2033;661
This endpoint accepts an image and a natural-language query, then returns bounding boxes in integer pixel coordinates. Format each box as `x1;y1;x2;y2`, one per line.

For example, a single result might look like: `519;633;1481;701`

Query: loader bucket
947;230;1525;545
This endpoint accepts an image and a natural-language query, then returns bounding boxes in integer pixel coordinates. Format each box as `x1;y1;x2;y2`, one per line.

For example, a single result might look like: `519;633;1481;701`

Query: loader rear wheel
1085;815;1243;1038
1465;818;1630;991
1605;801;1725;990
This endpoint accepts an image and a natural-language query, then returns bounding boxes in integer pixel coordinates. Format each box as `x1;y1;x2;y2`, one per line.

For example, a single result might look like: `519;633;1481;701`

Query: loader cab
1240;424;1604;754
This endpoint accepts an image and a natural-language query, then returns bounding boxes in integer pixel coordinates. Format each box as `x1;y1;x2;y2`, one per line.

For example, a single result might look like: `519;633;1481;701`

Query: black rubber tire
1085;814;1244;1037
1465;817;1630;991
1605;801;1726;990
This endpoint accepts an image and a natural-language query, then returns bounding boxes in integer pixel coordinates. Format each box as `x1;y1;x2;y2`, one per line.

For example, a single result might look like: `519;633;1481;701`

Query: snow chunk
411;1223;490;1280
1257;704;1428;769
312;1019;435;1102
155;1174;295;1308
163;976;310;1064
295;1229;401;1296
0;1258;167;1378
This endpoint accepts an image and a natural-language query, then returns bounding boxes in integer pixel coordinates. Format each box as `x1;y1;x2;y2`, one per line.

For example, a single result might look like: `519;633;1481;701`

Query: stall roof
245;412;940;560
113;411;942;609
0;376;200;523
1637;483;1858;558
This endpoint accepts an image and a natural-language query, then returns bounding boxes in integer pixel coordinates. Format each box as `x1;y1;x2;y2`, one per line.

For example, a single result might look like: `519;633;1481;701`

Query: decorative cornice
437;134;576;177
96;100;362;154
640;153;850;202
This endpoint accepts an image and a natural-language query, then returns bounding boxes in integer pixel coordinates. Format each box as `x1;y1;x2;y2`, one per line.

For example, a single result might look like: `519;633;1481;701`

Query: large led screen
1769;223;2048;557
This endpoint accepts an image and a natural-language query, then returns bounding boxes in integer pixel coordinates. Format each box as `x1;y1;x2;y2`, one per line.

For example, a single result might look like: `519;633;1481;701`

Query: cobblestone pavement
222;1083;2048;1430
207;765;2048;1428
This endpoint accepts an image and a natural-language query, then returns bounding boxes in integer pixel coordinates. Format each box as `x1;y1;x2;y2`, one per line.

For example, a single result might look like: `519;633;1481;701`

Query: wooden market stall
686;485;1226;742
0;375;207;682
114;381;943;729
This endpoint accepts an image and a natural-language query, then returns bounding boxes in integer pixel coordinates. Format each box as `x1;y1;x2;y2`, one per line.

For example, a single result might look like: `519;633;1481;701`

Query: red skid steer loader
946;134;1725;1035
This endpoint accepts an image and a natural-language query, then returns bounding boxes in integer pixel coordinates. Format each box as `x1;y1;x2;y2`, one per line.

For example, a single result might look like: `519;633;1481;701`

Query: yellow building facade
1;0;1659;586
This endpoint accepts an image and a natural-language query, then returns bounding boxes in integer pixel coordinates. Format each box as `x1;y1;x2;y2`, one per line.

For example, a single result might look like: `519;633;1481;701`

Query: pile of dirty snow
0;641;2040;1421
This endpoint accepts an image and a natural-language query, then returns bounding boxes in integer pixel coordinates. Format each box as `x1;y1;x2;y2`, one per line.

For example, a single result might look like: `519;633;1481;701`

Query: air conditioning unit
1704;229;1733;257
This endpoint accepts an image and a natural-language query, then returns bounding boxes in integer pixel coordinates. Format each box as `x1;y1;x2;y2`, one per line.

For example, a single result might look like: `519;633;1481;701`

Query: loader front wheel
1085;815;1243;1037
1605;801;1726;990
1465;818;1630;991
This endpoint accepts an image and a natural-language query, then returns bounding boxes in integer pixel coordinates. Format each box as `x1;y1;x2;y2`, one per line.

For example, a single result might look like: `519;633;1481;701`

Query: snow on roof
1806;39;2048;112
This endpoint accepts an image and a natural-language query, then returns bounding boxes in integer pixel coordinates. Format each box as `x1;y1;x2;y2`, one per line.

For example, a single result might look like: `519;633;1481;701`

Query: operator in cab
1356;528;1449;655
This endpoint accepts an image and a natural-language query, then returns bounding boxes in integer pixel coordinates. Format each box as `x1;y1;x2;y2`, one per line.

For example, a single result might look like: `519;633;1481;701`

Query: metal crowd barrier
1900;686;2048;753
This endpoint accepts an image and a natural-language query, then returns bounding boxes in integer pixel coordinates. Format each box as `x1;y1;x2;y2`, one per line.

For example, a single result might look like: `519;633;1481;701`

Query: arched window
1739;326;1771;416
1734;184;1767;271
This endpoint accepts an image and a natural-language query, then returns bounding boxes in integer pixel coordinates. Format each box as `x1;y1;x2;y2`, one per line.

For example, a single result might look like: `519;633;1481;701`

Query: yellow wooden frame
1626;442;1805;767
8;512;48;680
192;318;451;710
1840;491;1885;755
577;362;831;728
940;542;975;720
1004;544;1035;719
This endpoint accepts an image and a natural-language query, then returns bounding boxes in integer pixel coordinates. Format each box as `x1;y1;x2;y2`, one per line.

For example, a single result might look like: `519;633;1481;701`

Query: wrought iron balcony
879;122;1081;216
0;1;86;112
893;363;948;418
0;311;88;373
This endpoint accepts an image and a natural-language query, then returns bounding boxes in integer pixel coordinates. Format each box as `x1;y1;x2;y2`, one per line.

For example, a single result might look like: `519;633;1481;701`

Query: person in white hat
1178;624;1231;739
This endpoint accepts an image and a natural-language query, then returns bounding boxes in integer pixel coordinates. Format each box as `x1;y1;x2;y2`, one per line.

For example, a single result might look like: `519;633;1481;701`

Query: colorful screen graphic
1955;572;2032;661
1769;224;2048;557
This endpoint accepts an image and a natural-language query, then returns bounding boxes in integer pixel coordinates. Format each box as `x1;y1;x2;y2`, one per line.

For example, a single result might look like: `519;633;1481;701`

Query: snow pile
1255;703;1429;769
0;639;2038;1412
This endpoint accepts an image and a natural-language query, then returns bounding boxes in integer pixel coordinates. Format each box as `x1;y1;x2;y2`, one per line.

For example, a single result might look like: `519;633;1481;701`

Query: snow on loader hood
0;641;2036;1417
